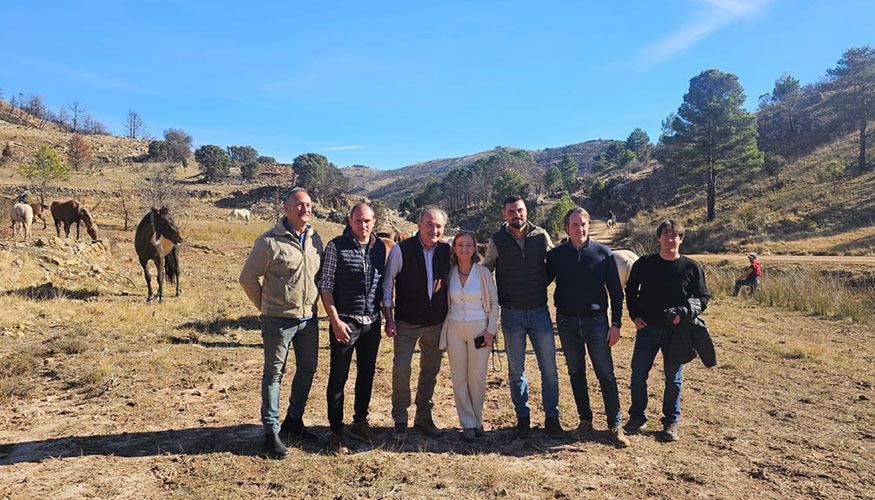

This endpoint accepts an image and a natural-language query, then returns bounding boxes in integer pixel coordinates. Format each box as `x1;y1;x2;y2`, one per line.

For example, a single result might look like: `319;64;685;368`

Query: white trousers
445;317;490;429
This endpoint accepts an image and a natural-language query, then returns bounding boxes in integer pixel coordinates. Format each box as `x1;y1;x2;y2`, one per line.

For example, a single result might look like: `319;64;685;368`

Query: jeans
260;315;319;434
327;317;382;431
392;321;444;424
556;312;622;428
733;276;760;296
629;324;683;426
501;305;560;418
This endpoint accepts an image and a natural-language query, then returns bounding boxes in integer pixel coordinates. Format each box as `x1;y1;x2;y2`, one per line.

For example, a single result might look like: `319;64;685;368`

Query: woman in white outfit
440;231;499;442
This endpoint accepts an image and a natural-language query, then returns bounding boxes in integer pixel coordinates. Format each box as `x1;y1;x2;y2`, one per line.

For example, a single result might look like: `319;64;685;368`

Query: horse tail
165;245;179;284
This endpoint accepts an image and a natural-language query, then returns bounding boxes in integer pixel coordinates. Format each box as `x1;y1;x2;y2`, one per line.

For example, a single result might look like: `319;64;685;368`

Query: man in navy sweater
546;207;630;448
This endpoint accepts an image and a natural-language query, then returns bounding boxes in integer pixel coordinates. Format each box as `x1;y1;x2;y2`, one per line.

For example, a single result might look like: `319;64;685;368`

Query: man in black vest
483;196;563;438
317;202;386;454
382;207;450;441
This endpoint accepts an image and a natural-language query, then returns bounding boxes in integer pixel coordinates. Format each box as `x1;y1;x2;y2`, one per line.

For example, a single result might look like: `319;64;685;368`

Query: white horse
10;203;34;239
612;249;639;289
225;208;251;224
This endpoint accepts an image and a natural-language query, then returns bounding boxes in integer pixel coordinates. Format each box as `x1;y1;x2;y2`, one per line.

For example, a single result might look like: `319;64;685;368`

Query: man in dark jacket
483;196;562;438
547;207;630;447
381;208;450;441
317;202;386;454
624;219;710;442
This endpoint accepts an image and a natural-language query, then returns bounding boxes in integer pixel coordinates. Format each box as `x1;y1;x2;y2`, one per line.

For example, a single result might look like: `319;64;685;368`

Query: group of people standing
239;188;712;459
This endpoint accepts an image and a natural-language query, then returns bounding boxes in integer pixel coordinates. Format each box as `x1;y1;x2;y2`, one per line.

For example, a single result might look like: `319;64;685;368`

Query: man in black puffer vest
483;196;563;439
317;202;386;454
382;208;450;441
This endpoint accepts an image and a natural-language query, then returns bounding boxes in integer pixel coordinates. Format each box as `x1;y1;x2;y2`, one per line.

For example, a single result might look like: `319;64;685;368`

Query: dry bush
139;163;189;212
68;133;93;171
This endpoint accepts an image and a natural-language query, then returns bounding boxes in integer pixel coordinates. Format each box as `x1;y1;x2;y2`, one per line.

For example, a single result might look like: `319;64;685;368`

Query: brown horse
29;203;49;230
51;200;99;241
135;207;183;302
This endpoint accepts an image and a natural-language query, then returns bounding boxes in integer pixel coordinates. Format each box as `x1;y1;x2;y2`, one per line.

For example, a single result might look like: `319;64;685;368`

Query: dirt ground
1;201;874;500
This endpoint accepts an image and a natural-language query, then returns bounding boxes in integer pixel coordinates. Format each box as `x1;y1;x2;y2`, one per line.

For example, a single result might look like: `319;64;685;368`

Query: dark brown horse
51;200;99;241
135;207;183;302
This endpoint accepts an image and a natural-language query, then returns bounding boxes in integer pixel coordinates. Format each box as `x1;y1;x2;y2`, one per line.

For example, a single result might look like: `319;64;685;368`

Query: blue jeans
629;325;683;426
261;315;319;434
501;305;560;418
556;312;622;428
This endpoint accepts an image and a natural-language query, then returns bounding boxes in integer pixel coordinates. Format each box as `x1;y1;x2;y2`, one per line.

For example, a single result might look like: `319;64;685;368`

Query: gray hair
284;187;309;204
418;206;448;225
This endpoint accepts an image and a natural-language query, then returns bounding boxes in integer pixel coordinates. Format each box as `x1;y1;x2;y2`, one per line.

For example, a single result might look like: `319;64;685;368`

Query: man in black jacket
317;202;386;454
381;208;450;441
547;207;630;447
624;220;710;442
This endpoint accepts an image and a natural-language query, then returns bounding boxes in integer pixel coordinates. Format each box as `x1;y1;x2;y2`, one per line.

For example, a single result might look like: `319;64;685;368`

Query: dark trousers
327;317;382;431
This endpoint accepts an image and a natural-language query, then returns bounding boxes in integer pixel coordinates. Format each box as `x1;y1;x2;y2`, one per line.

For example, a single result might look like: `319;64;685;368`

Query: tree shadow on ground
215;186;281;209
177;315;261;336
6;283;102;301
0;425;266;464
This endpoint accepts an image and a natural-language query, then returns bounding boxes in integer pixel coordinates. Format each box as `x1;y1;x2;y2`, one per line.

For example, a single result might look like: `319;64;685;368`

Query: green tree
544;166;562;195
415;178;443;207
164;129;193;164
662;69;763;221
17;145;71;200
194;145;231;182
545;194;575;237
618;149;637;167
827;46;875;172
257;155;277;164
399;195;417;218
241;160;261;182
292;153;348;208
770;73;801;103
227;145;259;166
819;160;846;187
625;128;652;158
560;155;578;192
762;152;787;186
371;199;389;233
491;168;529;207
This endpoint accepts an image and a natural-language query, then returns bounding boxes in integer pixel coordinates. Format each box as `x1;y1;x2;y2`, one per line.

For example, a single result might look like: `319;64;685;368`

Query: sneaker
662;422;679;442
330;430;349;455
262;432;289;459
348;420;377;443
570;420;593;439
392;422;408;441
623;416;647;435
515;416;531;439
545;417;566;438
474;426;486;438
413;418;441;437
462;428;477;443
609;427;631;448
279;416;317;441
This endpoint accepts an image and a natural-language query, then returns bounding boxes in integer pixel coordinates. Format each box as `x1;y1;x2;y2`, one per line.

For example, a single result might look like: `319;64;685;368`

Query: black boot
515;416;531;439
263;432;289;459
279;415;317;441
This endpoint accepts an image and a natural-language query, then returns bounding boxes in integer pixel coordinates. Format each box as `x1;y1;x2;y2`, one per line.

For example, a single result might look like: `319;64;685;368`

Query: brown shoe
571;420;593;439
330;430;349;455
609;427;631;448
348;420;377;443
414;418;441;437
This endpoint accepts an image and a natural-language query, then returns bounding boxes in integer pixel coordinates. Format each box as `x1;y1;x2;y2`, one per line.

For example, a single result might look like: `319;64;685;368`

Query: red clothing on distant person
751;261;762;277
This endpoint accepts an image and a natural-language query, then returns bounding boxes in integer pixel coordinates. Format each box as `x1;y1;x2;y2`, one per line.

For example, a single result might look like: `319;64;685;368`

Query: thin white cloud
12;58;137;91
633;0;771;70
319;145;366;151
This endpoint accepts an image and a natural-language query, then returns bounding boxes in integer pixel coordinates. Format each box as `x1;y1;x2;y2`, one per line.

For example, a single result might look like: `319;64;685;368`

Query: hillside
342;140;613;207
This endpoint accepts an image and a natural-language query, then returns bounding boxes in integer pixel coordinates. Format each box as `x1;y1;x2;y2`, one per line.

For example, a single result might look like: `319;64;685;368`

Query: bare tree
123;110;146;139
56;106;70;130
139;164;189;211
69;101;85;133
68;134;93;171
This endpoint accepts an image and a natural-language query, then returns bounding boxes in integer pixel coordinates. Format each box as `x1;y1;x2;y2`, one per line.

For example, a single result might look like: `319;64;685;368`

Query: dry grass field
1;183;874;499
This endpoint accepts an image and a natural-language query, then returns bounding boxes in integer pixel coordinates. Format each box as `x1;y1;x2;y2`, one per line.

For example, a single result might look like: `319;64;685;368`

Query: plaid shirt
317;236;379;325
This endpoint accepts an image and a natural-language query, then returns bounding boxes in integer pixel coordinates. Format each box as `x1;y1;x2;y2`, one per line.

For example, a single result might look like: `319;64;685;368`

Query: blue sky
2;1;873;170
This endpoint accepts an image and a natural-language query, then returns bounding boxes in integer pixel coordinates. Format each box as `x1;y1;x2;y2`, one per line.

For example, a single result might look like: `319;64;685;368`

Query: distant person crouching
732;253;761;296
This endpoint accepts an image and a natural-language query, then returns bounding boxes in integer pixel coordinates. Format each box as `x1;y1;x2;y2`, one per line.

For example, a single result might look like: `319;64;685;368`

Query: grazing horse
135;207;183;302
225;208;251;224
30;203;49;230
51;200;99;241
394;230;410;243
612;249;639;289
10;203;34;239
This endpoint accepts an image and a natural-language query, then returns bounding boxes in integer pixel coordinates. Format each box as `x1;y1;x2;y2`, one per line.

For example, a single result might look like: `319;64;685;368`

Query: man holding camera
623;220;710;442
